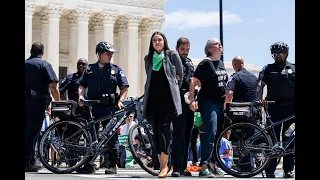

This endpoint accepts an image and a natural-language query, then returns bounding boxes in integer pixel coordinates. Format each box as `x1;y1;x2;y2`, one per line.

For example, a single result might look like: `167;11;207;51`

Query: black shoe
171;171;181;177
283;171;294;178
25;160;43;172
266;173;275;178
25;165;43;172
105;166;117;174
76;164;96;174
181;169;192;176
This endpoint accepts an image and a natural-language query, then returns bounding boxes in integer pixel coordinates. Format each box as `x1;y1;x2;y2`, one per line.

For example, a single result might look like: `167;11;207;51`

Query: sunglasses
77;62;87;66
129;115;134;118
104;52;113;56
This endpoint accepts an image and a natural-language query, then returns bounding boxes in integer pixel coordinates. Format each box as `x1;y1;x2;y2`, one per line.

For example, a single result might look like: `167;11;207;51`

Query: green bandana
152;51;165;71
193;112;203;127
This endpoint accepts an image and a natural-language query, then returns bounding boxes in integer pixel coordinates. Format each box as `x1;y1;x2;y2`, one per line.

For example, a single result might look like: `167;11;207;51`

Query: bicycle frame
244;104;295;157
64;96;143;164
262;105;295;151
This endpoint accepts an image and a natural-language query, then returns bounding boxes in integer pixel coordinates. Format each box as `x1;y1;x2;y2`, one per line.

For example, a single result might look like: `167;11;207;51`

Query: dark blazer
142;50;183;119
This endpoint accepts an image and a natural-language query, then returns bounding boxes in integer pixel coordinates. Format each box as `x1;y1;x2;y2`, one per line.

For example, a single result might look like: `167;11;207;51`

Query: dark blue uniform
59;73;82;102
258;61;295;174
172;57;195;173
77;62;129;167
226;67;258;172
59;73;86;116
25;56;58;167
226;68;258;102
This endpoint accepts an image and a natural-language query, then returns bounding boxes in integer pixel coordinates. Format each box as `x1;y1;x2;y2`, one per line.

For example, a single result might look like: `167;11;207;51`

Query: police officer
59;58;88;114
257;41;295;178
224;56;258;107
224;56;258;173
59;58;88;167
172;37;194;177
77;41;129;174
25;42;60;172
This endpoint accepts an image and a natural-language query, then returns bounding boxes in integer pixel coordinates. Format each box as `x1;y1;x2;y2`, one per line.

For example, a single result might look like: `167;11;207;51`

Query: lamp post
219;0;224;61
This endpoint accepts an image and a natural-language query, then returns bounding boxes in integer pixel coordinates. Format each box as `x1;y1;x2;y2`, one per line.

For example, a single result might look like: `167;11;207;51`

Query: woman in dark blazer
142;31;183;178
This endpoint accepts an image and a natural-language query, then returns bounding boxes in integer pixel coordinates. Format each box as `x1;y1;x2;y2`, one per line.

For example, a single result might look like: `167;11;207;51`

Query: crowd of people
25;31;295;179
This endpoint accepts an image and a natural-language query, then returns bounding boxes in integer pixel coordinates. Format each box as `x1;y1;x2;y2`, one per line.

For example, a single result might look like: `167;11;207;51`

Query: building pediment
26;0;164;10
82;0;164;10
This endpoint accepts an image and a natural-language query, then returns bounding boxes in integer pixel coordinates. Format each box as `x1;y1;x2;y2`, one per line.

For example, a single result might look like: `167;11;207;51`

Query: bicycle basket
226;102;252;122
51;100;78;119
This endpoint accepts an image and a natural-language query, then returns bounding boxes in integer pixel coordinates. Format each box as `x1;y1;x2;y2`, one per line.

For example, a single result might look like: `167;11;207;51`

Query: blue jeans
198;96;223;166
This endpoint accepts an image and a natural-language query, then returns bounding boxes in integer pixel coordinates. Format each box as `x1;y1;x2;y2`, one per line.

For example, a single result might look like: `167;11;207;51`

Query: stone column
25;3;35;59
88;24;96;64
149;16;165;35
103;12;117;63
76;8;91;61
127;15;141;96
139;19;151;95
116;16;128;77
46;4;62;78
113;27;119;64
92;13;104;45
40;8;49;61
67;11;78;74
138;29;142;95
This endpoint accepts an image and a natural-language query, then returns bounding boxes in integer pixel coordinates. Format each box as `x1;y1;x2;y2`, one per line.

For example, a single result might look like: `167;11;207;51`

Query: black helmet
96;41;117;54
270;41;289;53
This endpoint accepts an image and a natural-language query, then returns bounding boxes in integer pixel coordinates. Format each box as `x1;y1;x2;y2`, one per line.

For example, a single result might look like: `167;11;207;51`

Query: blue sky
162;0;295;68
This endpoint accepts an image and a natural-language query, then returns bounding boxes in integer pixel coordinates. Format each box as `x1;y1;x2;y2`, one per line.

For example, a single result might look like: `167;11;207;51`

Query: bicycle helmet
96;41;117;54
270;41;289;54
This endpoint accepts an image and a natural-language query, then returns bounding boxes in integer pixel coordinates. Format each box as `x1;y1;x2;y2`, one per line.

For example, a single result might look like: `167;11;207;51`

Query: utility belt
25;89;52;109
98;93;118;106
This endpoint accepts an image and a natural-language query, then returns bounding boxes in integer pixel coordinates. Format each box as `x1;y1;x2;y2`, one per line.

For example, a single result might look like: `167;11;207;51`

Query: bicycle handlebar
252;100;275;107
128;94;144;103
122;94;144;109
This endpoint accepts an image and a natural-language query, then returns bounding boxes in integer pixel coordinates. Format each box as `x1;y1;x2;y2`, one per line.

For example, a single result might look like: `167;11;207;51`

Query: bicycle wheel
38;120;92;174
35;132;50;162
128;123;172;176
214;122;273;178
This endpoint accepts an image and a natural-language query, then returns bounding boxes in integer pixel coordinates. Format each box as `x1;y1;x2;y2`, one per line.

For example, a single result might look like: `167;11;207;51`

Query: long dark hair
144;31;171;62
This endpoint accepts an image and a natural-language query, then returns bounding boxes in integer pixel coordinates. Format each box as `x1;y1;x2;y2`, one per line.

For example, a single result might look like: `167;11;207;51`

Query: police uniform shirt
193;59;228;103
59;73;83;102
25;57;59;95
258;61;295;102
226;68;258;102
77;62;129;99
181;57;194;90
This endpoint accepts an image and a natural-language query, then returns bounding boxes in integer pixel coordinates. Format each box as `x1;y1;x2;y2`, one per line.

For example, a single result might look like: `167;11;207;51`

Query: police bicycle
213;100;295;178
38;95;144;174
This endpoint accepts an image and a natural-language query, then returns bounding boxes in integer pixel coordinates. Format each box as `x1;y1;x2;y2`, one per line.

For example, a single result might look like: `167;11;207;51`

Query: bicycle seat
80;99;100;106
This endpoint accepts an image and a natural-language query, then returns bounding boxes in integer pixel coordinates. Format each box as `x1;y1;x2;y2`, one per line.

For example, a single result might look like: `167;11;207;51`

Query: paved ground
25;168;294;180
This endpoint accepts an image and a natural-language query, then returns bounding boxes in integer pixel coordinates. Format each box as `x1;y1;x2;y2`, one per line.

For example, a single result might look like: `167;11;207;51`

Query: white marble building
25;0;165;96
25;0;266;98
